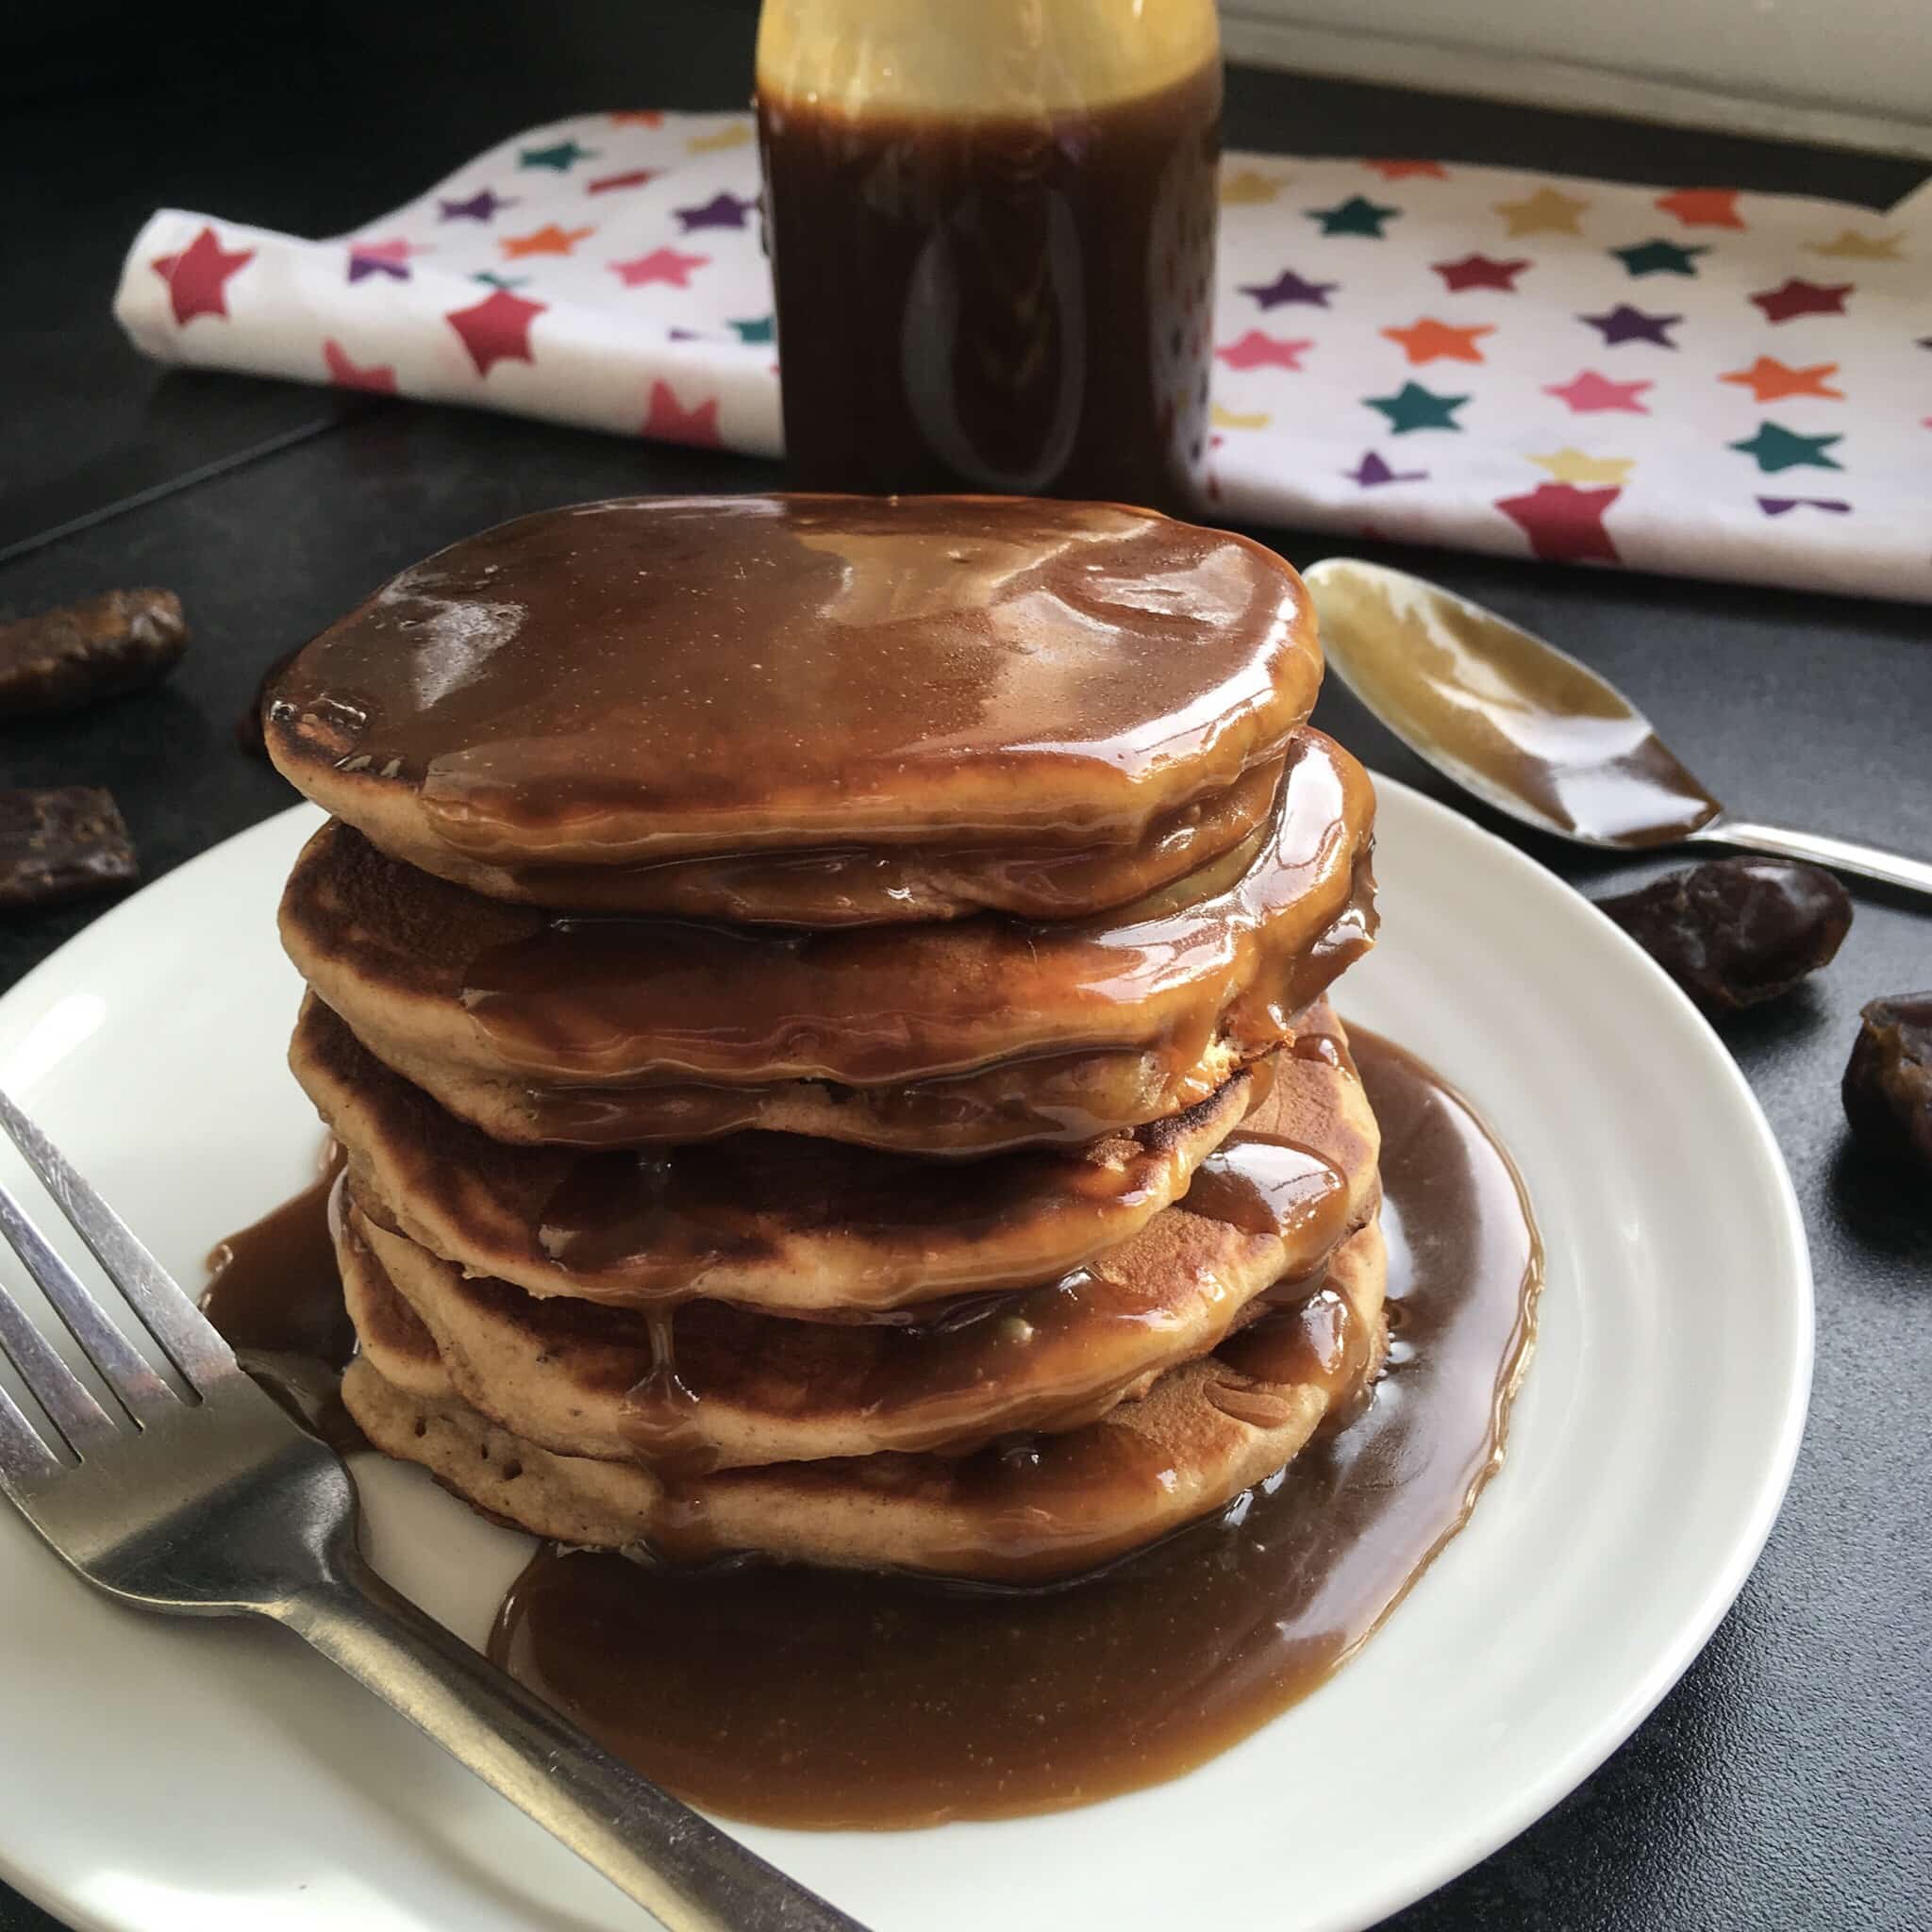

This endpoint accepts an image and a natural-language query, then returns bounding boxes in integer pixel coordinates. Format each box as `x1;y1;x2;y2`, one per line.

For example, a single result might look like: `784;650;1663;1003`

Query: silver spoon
1303;558;1932;902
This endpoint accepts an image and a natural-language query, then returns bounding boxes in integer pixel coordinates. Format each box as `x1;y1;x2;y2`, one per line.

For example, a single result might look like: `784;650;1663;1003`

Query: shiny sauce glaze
199;1030;1537;1826
485;1029;1541;1826
265;495;1319;862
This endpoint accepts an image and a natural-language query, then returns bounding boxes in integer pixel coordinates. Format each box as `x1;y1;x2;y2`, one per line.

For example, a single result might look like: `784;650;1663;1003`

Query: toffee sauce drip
486;1029;1541;1829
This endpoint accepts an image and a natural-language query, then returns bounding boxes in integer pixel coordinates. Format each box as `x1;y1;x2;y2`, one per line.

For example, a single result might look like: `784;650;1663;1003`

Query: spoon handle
1689;815;1932;904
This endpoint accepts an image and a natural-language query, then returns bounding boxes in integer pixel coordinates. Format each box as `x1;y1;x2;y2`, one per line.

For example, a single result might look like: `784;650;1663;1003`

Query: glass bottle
756;0;1222;511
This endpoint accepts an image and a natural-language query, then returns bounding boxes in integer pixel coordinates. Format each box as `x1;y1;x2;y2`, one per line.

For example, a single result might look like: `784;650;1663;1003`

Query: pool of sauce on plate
199;1141;362;1449
486;1029;1541;1828
195;1033;1537;1828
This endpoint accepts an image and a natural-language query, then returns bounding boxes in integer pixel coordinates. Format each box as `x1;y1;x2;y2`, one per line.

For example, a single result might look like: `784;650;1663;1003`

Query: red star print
1496;483;1622;563
609;110;664;126
610;247;709;289
1656;188;1746;229
1432;253;1529;293
589;168;660;195
1543;371;1653;414
642;379;720;446
322;340;396;393
150;225;255;325
1214;331;1313;371
1750;278;1853;324
444;288;545;375
1365;159;1448;180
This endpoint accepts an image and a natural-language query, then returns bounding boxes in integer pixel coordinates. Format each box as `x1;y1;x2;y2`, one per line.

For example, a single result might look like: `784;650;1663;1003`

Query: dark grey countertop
4;5;1929;1927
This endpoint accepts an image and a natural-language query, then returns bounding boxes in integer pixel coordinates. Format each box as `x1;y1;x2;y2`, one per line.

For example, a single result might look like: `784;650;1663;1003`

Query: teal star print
473;271;530;290
1306;195;1400;238
1366;381;1468;433
1728;422;1844;474
520;141;600;171
730;315;774;344
1610;238;1709;277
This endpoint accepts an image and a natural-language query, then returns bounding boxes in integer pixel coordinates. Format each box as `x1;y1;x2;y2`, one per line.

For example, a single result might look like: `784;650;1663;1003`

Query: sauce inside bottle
756;0;1221;508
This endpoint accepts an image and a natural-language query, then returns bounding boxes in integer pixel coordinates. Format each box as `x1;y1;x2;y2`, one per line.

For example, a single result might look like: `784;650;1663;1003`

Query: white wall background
1223;0;1932;158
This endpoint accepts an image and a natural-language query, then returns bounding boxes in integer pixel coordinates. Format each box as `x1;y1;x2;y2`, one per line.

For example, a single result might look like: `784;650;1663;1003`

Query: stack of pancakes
265;494;1384;1584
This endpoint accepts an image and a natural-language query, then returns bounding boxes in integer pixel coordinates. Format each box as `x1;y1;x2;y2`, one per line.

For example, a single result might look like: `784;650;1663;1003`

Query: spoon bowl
1304;558;1932;902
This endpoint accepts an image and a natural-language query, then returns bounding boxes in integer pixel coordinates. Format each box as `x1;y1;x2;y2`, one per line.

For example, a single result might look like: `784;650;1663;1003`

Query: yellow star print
687;124;753;154
1494;187;1590;237
1220;169;1290;206
1529;448;1635;486
1211;405;1272;430
1807;229;1904;260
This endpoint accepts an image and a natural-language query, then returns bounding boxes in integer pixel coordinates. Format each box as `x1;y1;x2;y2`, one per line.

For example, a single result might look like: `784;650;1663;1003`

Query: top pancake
264;494;1323;875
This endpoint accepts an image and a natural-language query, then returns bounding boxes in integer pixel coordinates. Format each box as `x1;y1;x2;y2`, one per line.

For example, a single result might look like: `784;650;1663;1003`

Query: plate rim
0;781;1814;1932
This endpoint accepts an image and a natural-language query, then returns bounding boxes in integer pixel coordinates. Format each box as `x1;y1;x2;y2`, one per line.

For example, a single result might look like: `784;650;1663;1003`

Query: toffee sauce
197;1031;1538;1829
487;1030;1541;1828
758;66;1221;508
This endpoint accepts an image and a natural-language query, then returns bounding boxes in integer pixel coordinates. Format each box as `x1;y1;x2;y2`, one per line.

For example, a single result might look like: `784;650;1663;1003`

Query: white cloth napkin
115;111;1932;602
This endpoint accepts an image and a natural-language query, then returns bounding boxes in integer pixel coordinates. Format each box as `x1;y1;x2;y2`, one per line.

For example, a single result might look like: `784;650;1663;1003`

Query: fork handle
274;1549;866;1932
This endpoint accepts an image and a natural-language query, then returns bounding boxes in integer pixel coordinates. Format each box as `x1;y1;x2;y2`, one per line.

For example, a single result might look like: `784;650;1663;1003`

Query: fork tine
0;1177;175;1425
0;1375;62;1489
0;1088;237;1394
0;1276;118;1456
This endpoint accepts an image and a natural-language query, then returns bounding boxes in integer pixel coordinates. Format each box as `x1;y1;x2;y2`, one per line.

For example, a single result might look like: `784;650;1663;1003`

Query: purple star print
1345;452;1428;487
1240;268;1338;310
1757;497;1852;516
347;254;409;284
1580;304;1682;347
439;190;514;223
674;192;756;232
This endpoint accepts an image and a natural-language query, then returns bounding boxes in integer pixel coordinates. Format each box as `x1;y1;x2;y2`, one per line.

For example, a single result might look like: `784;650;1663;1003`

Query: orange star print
500;223;594;259
1720;358;1845;402
1382;318;1494;365
1656;188;1745;229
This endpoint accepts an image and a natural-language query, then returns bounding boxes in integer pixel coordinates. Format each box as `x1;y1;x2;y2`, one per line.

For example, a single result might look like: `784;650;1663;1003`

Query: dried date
1597;857;1852;1014
1842;995;1932;1174
0;590;189;718
0;788;139;910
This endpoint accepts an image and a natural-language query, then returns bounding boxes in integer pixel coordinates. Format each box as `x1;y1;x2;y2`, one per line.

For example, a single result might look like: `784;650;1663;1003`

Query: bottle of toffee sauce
756;0;1222;511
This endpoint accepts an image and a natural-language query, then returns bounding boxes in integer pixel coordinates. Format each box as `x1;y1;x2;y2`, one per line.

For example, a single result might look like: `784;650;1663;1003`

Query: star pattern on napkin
501;224;594;259
675;192;757;232
1494;187;1589;236
1530;447;1635;485
1751;278;1853;323
1216;330;1314;371
1346;450;1429;486
1611;239;1707;277
1367;381;1468;432
1581;304;1681;347
1432;253;1529;292
1721;357;1845;402
1729;422;1845;473
1544;371;1654;413
1805;229;1902;260
1382;318;1493;364
151;225;254;324
521;141;599;172
1241;267;1338;308
439;189;514;223
609;247;708;288
1307;195;1399;237
444;288;544;375
642;378;720;444
1496;482;1622;561
1656;188;1745;229
323;339;397;392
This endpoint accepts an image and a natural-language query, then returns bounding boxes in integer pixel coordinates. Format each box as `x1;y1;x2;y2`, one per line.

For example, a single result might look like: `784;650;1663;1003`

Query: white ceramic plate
0;782;1809;1932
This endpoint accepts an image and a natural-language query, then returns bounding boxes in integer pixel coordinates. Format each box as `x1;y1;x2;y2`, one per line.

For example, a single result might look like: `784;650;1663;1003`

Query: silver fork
0;1086;866;1932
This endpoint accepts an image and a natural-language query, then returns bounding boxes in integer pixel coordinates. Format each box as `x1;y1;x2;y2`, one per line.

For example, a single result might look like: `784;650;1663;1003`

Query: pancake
341;1218;1389;1584
328;1025;1380;1471
409;758;1285;924
264;494;1324;880
278;729;1375;1131
307;996;1248;1154
291;994;1263;1312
